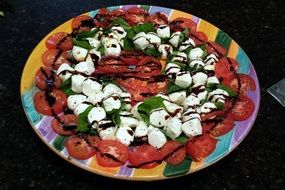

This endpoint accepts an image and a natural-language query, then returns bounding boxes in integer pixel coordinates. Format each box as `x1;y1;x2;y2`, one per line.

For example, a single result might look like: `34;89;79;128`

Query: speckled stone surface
0;0;284;189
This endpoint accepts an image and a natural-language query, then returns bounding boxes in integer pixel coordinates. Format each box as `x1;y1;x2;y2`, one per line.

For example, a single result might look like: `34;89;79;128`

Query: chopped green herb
123;38;135;50
214;101;224;110
97;44;105;54
179;28;189;44
110;17;130;29
176;135;188;144
167;79;185;94
72;38;92;50
76;106;93;133
133;22;155;34
60;78;76;96
142;48;161;57
76;29;99;40
217;84;237;97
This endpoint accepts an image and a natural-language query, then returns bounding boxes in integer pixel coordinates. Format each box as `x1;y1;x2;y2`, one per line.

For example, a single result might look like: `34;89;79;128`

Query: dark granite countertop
1;0;284;189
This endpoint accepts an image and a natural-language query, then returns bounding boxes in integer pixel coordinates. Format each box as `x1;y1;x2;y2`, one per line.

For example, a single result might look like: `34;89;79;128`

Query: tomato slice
170;17;197;32
128;144;162;169
42;49;71;70
201;111;226;121
124;13;145;26
51;114;78;136
145;12;169;25
35;67;61;90
231;95;254;121
222;74;256;94
33;90;67;116
211;113;235;136
214;57;239;79
119;50;144;65
72;15;93;31
96;140;129;167
159;141;186;165
202;122;216;134
186;134;217;161
189;31;208;46
65;135;96;160
206;41;227;58
106;9;125;21
45;32;73;50
83;135;101;149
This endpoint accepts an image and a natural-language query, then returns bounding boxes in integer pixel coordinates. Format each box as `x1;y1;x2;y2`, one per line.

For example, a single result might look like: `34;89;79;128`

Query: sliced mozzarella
85;49;101;66
168;91;187;105
134;121;148;138
175;71;192;88
72;46;88;62
183;94;200;110
156;25;170;38
71;74;87;93
56;63;74;81
82;78;102;97
104;39;121;57
158;44;173;59
110;26;127;40
149;108;170;127
86;38;100;50
156;93;170;101
131;102;143;120
182;109;201;122
189;58;205;69
207;76;220;84
146;32;161;48
169;31;181;47
94;30;103;40
119;114;139;128
179;38;195;51
197;102;217;114
103;83;123;96
74;103;90;115
171;52;187;63
116;126;134;146
74;61;95;76
86;91;105;105
103;95;121;112
67;94;87;110
165;63;181;77
120;92;132;111
163;117;182;139
188;47;204;61
148;125;155;133
148;128;167;149
87;107;106;124
204;53;218;66
133;32;149;50
98;125;117;140
192;85;208;101
208;89;229;103
192;72;208;86
163;100;183;118
181;118;202;137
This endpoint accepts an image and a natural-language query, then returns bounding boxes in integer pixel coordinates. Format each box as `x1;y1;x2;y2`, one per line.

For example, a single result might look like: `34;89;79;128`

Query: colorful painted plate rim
20;5;260;181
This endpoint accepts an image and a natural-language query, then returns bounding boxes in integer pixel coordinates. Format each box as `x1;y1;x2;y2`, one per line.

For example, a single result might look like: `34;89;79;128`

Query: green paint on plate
52;136;68;151
215;30;232;54
163;158;192;177
140;5;150;11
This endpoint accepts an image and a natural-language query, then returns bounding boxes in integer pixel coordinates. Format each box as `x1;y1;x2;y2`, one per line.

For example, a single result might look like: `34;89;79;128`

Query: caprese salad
33;7;256;168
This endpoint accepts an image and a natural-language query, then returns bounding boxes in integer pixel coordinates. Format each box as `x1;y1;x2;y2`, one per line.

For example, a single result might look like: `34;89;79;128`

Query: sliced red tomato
119;50;144;65
222;74;256;94
231;95;254;121
106;9;125;21
96;140;129;167
145;12;169;25
206;41;227;58
65;135;96;160
201;111;226;121
33;90;67;116
186;134;217;161
147;80;168;94
84;135;101;149
35;67;61;90
51;114;78;136
128;144;162;169
170;17;197;32
189;31;208;46
211;113;235;136
215;57;239;79
159;141;186;165
72;15;93;31
42;49;71;70
126;7;147;15
124;14;145;26
45;32;73;50
202;122;216;134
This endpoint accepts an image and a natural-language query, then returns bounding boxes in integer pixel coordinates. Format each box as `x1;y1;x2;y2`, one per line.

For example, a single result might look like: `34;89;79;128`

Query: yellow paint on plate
197;19;218;41
170;10;192;20
227;40;239;59
88;157;120;175
190;160;204;172
132;161;166;177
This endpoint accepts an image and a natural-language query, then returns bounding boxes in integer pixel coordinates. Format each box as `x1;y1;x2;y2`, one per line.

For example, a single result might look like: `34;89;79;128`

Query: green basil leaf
142;48;161;57
206;83;218;90
76;29;98;40
59;78;76;96
167;79;185;94
98;44;105;54
179;28;189;44
72;38;92;50
176;135;188;144
123;38;135;50
76;106;93;133
126;28;136;40
133;22;155;34
217;84;237;97
111;17;130;29
214;102;224;110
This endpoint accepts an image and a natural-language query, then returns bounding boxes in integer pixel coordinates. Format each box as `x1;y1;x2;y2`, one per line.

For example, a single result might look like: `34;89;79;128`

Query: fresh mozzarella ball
192;85;208;101
116;126;134;146
67;94;87;110
168;91;187;105
86;91;105;105
192;72;208;86
156;25;170;38
74;61;95;76
134;121;148;138
56;63;74;81
207;76;220;85
146;32;161;48
182;109;201;122
82;78;102;97
163;100;183;118
204;53;218;66
156;93;170;101
189;58;205;69
175;71;192;88
148;125;155;133
71;74;87;93
148;128;167;149
94;30;104;40
169;31;181;47
110;26;127;40
72;46;88;62
104;39;121;57
197;102;217;114
158;44;173;59
86;38;100;50
163;117;182;139
165;63;181;77
131;102;143;120
98;124;117;140
183;94;200;110
103;95;121;112
179;38;195;51
133;32;149;50
103;83;123;97
120;92;132;111
171;52;187;63
119;113;139;128
87;107;106;124
208;89;229;103
149;108;170;127
188;47;204;60
181;118;202;137
85;49;101;66
74;103;90;115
